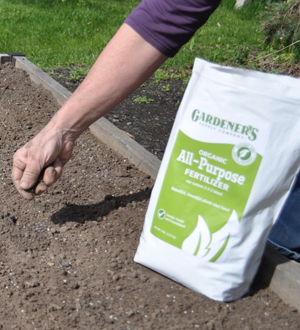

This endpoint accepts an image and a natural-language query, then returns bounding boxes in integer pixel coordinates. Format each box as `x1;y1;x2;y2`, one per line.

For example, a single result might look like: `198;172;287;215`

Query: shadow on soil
50;188;152;225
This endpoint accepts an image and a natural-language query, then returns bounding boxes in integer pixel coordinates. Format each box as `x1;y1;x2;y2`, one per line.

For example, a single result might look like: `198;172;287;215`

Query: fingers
34;159;63;196
12;154;36;200
34;181;48;196
43;158;63;187
26;165;53;196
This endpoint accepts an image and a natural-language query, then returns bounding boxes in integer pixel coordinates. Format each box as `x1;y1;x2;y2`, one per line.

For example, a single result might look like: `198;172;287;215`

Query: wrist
44;112;81;146
49;102;90;142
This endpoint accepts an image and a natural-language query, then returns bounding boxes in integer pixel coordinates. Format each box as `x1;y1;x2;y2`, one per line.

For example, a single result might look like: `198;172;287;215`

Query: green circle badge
232;143;257;166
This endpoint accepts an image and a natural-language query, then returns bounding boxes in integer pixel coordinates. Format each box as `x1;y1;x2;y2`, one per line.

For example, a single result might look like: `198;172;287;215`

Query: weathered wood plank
0;54;11;64
90;118;161;180
257;243;300;311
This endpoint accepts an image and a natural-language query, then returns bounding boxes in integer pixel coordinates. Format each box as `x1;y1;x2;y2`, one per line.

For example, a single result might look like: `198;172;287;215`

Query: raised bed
1;53;300;329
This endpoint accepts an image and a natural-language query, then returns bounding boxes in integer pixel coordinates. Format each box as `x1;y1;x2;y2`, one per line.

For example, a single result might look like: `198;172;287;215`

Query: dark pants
268;173;300;262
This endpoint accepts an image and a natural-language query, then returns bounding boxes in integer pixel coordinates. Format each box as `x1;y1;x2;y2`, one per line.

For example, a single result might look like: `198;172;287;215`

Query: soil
0;62;300;330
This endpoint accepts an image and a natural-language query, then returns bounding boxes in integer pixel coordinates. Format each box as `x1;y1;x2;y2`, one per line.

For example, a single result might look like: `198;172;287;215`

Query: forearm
13;0;222;199
50;23;168;141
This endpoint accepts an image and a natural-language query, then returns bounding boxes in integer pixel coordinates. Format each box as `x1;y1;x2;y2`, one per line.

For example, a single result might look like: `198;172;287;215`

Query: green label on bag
151;130;263;262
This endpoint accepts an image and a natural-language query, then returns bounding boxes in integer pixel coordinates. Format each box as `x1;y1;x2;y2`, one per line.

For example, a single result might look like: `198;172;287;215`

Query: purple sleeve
125;0;222;57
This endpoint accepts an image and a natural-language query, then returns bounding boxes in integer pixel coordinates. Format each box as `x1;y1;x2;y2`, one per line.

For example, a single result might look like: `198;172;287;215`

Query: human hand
12;125;75;200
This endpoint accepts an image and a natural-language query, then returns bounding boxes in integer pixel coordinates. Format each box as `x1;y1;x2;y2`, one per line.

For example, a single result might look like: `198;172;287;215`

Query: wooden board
258;244;300;310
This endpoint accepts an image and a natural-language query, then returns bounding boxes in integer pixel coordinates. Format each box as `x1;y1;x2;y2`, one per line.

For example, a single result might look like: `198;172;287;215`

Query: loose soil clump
0;63;300;329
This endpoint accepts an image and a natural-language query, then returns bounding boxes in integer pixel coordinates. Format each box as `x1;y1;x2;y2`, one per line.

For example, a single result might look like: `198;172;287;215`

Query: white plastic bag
134;58;300;301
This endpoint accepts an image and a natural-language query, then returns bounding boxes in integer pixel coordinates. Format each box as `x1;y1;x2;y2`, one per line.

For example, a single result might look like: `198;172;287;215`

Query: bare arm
12;23;168;199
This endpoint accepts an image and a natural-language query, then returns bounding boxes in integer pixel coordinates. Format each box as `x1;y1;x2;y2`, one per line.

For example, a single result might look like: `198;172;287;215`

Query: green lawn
0;0;140;68
0;0;284;72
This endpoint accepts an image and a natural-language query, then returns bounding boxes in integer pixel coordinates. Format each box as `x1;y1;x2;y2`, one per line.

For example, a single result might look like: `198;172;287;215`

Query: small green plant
70;67;89;82
161;84;171;92
154;69;171;83
133;96;154;104
44;69;55;76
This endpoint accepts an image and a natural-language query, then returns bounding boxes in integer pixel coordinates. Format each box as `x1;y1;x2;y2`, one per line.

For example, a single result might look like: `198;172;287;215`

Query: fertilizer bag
134;58;300;301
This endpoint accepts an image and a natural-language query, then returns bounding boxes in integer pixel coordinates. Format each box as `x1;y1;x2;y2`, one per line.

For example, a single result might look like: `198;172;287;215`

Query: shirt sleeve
125;0;222;57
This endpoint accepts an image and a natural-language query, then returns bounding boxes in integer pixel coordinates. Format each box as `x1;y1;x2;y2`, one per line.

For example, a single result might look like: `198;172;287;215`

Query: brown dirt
0;62;300;330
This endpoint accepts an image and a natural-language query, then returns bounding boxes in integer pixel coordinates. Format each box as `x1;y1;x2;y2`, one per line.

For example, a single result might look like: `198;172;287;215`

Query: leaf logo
232;143;257;166
181;211;240;263
238;148;251;160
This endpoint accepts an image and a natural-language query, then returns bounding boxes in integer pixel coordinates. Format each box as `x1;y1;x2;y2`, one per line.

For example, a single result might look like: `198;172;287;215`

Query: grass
0;0;140;68
167;0;269;71
0;0;284;73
